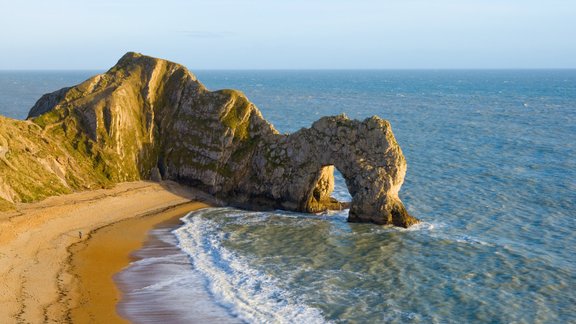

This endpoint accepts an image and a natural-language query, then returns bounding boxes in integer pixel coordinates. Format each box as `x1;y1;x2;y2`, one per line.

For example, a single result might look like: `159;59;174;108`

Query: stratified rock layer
1;52;418;227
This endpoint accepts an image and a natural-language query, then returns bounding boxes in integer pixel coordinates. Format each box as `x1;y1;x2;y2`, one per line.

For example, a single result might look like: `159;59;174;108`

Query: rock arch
228;114;419;228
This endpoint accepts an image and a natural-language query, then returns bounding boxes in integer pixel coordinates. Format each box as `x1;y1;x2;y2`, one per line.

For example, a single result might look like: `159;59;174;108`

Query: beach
0;180;211;323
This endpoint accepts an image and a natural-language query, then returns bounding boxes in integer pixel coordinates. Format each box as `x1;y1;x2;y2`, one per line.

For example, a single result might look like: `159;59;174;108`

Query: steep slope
0;115;113;210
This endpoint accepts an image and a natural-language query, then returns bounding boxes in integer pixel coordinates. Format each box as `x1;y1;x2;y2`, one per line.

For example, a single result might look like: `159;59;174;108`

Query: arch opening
304;165;351;213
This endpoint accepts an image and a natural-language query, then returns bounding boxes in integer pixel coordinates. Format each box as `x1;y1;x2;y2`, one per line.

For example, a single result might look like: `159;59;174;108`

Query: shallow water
2;69;575;322
115;218;241;323
176;206;575;323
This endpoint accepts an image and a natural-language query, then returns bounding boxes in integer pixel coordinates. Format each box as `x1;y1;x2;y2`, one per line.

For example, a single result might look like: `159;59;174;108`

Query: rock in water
7;52;418;227
239;114;419;227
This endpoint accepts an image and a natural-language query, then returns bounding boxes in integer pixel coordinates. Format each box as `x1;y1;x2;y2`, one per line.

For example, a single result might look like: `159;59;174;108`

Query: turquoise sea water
1;70;575;323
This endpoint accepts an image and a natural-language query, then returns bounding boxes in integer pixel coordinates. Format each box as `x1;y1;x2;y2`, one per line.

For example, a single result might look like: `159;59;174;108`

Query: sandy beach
0;180;212;323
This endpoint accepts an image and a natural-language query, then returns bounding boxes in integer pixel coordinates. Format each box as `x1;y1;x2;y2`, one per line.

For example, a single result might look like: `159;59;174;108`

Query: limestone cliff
1;52;418;227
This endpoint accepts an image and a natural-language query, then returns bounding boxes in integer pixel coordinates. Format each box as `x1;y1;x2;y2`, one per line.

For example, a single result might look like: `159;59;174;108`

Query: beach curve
0;180;211;322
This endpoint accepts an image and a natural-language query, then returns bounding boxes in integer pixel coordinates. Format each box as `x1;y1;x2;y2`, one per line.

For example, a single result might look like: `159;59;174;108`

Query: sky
0;0;575;69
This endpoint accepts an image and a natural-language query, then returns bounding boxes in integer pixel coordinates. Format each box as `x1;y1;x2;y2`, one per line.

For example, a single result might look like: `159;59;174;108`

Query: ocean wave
174;209;330;324
128;254;182;267
403;221;492;246
131;274;192;293
148;228;180;245
400;221;438;232
450;234;491;246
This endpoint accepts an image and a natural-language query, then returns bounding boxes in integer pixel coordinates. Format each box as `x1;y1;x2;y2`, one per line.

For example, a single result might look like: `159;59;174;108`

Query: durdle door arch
20;52;417;227
241;114;419;227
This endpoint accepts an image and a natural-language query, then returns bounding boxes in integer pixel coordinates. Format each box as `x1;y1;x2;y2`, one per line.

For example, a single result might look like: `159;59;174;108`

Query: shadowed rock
3;52;418;227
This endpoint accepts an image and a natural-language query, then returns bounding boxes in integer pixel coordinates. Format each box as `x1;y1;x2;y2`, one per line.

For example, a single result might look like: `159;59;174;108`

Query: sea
1;69;575;323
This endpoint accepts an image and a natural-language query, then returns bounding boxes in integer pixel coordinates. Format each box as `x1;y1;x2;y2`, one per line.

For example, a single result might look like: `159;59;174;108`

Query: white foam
174;208;330;324
402;221;439;232
128;254;181;267
116;221;241;323
131;274;193;293
411;222;493;246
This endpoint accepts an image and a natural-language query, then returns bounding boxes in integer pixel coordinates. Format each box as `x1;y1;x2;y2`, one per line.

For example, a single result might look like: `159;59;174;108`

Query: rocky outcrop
1;52;417;227
232;115;418;227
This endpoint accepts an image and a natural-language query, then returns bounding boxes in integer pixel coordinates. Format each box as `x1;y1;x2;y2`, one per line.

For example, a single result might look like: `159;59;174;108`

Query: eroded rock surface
1;52;417;227
235;115;418;227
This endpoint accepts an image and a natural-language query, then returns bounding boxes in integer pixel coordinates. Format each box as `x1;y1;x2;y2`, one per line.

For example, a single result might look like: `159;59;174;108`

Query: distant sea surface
2;70;575;323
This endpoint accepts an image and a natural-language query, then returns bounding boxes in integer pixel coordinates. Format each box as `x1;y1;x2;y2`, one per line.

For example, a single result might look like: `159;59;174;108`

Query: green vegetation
219;90;252;141
32;108;66;128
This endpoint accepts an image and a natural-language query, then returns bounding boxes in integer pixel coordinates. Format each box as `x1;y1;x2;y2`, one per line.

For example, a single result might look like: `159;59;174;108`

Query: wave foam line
174;209;329;324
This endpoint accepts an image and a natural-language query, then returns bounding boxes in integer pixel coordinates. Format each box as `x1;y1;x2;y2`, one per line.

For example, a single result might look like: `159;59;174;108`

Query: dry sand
0;180;212;323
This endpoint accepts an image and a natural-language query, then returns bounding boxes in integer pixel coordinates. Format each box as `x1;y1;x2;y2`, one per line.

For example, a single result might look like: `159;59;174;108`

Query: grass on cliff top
1;114;120;207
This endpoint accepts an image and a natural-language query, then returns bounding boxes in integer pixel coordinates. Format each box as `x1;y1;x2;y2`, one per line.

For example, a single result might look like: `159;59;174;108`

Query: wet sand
68;202;210;323
114;210;241;323
0;180;213;322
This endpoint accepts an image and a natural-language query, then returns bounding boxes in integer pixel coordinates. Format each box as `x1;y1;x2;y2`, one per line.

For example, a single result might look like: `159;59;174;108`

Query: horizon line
1;67;576;72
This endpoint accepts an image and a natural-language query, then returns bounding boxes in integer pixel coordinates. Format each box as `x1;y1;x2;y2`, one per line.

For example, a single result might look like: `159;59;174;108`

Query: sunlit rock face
235;114;418;227
11;52;417;227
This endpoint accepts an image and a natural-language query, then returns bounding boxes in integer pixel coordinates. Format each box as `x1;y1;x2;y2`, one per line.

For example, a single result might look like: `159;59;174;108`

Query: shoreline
0;180;214;322
114;208;241;323
67;202;209;323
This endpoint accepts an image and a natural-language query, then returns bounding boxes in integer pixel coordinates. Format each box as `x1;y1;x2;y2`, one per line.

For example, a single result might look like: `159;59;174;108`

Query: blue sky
1;0;574;69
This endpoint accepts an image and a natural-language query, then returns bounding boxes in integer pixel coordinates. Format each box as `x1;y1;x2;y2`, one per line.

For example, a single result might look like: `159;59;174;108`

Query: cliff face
2;52;417;227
